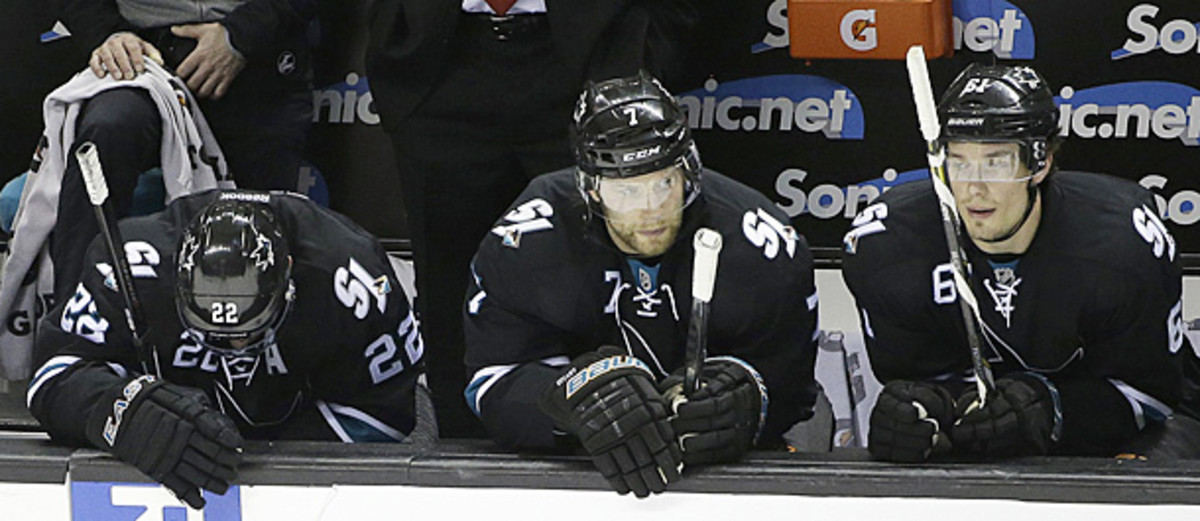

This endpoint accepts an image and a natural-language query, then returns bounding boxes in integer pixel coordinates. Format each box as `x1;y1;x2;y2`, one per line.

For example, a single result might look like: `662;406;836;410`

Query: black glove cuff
706;356;769;443
1012;372;1064;443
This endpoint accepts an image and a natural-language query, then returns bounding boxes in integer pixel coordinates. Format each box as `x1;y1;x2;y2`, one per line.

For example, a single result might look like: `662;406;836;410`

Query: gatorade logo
1113;4;1200;60
841;10;877;51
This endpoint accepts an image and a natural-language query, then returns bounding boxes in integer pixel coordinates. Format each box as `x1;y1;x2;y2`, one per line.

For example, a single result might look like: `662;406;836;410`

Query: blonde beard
605;210;684;257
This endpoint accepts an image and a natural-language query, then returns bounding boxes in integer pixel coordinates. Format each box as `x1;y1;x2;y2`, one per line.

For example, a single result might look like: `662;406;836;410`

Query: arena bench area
0;250;1199;518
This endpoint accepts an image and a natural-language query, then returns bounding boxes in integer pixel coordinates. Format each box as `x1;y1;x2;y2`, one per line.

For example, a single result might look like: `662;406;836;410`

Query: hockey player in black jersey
27;190;423;508
842;63;1200;462
464;72;820;497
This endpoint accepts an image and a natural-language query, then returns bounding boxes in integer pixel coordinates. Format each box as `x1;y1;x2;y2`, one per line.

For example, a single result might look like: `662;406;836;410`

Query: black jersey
28;190;421;445
842;172;1199;455
463;168;819;450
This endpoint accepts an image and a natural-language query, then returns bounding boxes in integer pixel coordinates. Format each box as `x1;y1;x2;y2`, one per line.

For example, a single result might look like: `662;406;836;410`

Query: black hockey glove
87;375;243;509
658;357;765;466
538;346;682;498
953;373;1060;458
868;380;955;463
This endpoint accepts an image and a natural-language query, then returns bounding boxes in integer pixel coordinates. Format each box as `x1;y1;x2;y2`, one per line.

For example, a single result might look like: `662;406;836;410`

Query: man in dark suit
366;0;698;438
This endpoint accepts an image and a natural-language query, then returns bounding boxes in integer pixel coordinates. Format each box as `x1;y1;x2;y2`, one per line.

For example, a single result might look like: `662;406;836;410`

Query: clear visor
177;280;294;358
594;167;685;214
946;147;1031;183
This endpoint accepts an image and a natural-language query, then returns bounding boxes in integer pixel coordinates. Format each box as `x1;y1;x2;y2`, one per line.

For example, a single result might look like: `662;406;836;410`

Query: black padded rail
402;442;1200;504
7;439;1188;504
0;389;39;431
0;438;73;483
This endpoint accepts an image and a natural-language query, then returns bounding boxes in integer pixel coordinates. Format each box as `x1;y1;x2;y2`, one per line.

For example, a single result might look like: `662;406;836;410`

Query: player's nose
964;180;989;197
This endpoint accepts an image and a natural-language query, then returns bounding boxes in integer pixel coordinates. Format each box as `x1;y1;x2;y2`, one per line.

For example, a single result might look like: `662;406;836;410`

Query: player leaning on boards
463;72;820;497
842;62;1200;462
27;189;424;508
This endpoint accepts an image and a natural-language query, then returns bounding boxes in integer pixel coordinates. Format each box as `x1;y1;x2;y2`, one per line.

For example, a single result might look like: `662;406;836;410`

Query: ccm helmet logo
622;145;661;163
840;9;877;52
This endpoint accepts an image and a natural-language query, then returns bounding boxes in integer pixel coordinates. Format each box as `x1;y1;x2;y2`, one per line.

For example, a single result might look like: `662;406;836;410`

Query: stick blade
905;45;941;143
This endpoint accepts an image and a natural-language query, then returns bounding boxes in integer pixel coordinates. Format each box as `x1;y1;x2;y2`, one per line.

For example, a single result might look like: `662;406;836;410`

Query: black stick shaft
684;300;708;396
686;228;723;398
76;142;156;375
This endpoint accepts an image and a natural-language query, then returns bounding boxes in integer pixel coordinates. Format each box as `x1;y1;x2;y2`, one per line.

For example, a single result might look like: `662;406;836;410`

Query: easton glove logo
102;375;157;446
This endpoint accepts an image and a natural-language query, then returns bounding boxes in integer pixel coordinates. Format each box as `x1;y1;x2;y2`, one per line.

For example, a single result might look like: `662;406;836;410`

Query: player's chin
630;235;673;257
967;225;1005;243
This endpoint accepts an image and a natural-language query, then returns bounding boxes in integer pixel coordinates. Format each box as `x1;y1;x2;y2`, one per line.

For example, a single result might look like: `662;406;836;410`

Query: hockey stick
905;46;995;406
75;142;159;375
684;227;723;397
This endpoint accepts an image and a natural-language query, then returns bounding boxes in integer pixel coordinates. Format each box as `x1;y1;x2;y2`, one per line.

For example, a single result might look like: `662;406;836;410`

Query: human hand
659;357;764;466
953;374;1057;458
868;380;955;462
171;23;247;99
88;375;243;509
538;346;682;498
89;32;164;81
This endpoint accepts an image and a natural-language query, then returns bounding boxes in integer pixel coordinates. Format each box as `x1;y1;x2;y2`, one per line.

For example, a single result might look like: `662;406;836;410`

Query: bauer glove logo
564;355;652;399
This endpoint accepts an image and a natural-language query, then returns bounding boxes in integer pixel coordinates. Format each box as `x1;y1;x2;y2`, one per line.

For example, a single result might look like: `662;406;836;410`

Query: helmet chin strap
978;181;1039;245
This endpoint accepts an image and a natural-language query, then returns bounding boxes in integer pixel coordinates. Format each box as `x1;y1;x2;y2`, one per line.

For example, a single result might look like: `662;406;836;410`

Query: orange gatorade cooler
788;0;954;60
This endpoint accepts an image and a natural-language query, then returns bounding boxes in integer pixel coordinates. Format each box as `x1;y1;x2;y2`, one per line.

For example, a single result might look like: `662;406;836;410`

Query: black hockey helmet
938;63;1061;174
572;70;701;216
176;193;294;357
